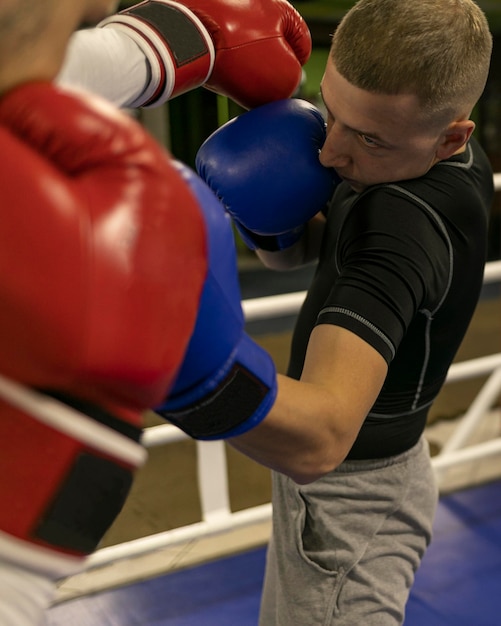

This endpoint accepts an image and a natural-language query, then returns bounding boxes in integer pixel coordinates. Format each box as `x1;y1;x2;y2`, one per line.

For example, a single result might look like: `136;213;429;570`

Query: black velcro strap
33;452;133;554
158;363;270;438
124;2;209;67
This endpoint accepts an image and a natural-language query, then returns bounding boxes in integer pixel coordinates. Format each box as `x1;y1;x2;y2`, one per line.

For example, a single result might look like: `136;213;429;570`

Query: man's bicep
301;323;388;437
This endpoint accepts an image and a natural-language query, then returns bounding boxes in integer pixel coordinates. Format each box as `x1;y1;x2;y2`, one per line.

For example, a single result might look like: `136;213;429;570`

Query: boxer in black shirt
290;136;493;459
196;1;494;623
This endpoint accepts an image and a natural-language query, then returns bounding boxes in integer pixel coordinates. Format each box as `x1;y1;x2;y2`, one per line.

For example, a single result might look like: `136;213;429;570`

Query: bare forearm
229;325;388;484
229;374;354;484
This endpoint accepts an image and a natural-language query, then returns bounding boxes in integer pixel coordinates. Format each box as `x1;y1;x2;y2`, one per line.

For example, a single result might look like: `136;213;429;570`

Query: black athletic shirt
287;136;493;459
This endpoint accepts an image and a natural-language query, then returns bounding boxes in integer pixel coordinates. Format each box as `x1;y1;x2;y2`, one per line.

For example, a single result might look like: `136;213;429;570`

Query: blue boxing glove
196;98;340;251
156;162;277;439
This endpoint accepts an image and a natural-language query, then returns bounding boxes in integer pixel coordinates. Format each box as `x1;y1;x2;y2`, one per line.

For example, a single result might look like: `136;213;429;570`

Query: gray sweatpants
259;437;438;626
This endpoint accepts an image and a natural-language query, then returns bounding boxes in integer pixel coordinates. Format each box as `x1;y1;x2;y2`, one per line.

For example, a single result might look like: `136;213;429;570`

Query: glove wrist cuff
235;221;306;252
99;0;215;107
157;334;277;439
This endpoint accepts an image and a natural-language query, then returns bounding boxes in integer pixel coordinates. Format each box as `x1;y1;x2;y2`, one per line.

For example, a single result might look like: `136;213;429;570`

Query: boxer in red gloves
57;0;312;109
0;1;283;623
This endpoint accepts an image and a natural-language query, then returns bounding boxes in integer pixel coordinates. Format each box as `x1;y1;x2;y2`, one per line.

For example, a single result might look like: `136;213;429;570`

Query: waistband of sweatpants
334;436;428;474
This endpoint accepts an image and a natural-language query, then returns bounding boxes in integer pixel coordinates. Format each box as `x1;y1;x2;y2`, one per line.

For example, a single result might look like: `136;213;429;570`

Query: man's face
319;59;445;192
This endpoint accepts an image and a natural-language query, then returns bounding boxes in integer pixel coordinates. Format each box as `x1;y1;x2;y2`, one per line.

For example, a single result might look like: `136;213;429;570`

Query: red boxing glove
0;83;207;580
98;0;312;108
0;82;207;412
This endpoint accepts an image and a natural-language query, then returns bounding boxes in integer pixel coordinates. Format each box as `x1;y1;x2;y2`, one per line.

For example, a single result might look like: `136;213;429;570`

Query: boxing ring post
79;176;501;574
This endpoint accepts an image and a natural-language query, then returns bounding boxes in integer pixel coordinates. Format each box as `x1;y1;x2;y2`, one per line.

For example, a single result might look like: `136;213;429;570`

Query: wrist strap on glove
0;375;145;578
99;0;215;107
234;220;306;252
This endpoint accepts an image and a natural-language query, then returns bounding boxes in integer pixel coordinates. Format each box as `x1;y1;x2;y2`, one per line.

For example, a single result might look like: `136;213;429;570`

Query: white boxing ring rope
84;179;501;573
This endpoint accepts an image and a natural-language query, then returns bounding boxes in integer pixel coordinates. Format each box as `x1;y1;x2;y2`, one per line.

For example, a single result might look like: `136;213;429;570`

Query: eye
359;134;381;148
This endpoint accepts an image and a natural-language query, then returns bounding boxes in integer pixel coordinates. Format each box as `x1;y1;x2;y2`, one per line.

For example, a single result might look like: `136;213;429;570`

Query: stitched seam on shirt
317;306;396;359
410;311;433;410
383;185;454;315
330;179;456;410
367;398;434;419
379;185;453;409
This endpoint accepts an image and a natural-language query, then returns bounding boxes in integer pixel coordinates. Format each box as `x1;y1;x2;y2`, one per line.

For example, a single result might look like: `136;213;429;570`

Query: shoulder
344;183;448;242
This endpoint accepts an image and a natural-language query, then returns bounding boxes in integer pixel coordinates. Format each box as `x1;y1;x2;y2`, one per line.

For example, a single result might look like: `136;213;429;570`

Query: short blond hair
331;0;492;121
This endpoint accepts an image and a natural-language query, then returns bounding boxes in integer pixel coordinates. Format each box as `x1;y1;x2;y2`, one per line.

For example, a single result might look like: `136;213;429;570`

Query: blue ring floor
48;478;501;625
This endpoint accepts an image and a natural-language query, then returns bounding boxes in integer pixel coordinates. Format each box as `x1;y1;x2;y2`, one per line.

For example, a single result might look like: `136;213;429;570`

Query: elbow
288;466;335;486
289;471;324;486
285;430;355;484
286;451;345;486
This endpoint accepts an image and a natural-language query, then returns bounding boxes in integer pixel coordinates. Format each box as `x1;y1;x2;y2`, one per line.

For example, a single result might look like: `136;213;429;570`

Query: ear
436;120;475;160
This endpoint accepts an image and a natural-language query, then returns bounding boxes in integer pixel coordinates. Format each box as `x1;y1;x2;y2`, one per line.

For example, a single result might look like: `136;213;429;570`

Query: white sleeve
56;28;151;109
0;560;55;626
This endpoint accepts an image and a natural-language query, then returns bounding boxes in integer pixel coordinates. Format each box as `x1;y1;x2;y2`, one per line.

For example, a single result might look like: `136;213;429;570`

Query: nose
319;123;351;169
